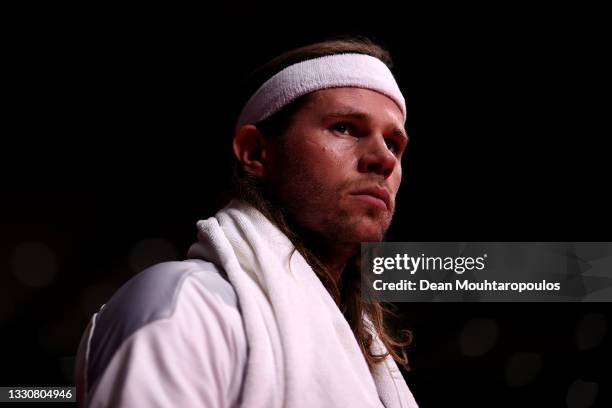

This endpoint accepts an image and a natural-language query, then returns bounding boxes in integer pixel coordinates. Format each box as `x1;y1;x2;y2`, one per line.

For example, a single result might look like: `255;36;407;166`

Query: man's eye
332;122;353;135
385;138;400;154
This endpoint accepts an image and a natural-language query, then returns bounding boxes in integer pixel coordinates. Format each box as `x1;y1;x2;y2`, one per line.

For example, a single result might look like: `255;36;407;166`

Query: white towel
187;200;418;408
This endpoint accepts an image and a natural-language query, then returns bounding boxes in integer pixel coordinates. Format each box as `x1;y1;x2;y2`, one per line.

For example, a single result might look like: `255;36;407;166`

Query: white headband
235;53;406;131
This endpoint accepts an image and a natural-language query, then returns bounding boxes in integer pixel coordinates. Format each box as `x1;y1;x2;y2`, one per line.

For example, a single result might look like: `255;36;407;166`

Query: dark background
1;5;610;407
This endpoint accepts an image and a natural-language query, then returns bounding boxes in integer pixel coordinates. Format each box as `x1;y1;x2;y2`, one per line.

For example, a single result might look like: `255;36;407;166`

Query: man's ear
232;124;270;178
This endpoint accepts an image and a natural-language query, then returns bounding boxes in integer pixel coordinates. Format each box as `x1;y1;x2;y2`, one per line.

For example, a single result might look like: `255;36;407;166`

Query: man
75;37;418;408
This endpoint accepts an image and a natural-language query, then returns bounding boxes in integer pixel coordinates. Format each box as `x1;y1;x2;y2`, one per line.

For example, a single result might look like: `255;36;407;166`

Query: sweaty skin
265;87;408;276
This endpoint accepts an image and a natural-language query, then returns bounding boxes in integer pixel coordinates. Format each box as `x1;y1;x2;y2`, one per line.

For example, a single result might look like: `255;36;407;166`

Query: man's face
265;87;408;247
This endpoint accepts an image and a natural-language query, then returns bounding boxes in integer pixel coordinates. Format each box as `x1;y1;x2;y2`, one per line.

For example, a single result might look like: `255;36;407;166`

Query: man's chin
354;231;386;243
303;206;391;245
346;219;389;243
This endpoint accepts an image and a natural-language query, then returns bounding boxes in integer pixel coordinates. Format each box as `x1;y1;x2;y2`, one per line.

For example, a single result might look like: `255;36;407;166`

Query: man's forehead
306;88;406;131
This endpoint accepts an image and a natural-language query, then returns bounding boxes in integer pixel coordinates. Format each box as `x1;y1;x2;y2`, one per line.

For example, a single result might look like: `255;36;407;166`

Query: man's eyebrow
323;109;409;142
392;127;410;143
324;109;370;120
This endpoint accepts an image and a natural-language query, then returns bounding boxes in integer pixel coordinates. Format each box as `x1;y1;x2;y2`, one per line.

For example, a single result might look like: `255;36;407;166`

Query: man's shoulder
94;259;237;335
86;260;240;384
80;260;246;402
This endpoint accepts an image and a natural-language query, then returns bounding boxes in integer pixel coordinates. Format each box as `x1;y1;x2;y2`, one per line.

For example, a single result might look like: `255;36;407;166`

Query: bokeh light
11;241;58;287
566;379;598;408
505;352;542;387
575;312;607;351
459;318;499;357
128;238;179;273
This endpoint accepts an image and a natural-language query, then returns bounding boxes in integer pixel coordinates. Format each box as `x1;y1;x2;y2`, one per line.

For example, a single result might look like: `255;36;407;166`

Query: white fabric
187;200;418;408
77;262;248;407
235;53;406;130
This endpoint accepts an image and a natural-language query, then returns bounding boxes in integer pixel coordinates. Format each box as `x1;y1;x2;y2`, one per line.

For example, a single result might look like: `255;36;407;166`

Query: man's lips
349;187;391;211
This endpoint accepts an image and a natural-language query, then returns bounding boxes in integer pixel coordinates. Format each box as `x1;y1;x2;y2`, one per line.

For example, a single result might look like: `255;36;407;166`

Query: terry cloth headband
235;53;406;131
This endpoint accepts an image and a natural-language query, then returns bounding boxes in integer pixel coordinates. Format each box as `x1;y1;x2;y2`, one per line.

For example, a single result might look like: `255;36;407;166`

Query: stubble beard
270;164;393;247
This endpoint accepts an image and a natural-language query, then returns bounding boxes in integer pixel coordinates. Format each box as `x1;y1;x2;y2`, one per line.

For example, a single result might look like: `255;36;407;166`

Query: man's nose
357;135;397;178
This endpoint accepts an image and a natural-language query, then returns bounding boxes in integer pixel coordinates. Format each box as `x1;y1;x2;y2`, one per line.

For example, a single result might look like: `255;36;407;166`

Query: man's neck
311;240;358;285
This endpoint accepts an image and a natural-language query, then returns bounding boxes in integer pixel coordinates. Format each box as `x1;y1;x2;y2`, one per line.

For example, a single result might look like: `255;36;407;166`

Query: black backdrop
1;5;610;407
